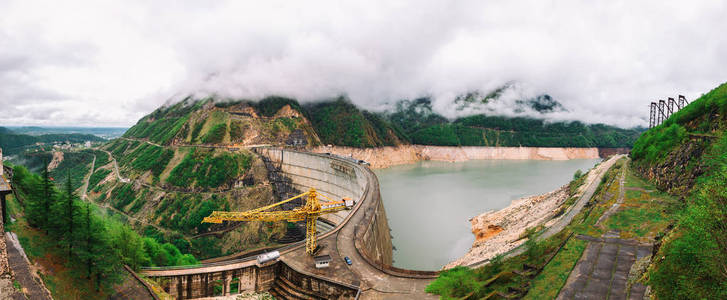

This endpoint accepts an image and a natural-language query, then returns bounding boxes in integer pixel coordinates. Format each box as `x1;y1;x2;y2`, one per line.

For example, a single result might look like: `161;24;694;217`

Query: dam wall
260;148;366;208
312;145;626;169
257;148;394;266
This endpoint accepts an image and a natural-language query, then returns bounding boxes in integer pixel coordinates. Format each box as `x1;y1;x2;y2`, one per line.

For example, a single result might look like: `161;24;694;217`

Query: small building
314;255;332;269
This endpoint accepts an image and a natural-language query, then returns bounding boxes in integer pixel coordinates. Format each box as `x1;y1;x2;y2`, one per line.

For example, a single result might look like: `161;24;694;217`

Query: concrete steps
316;220;334;233
270;275;319;300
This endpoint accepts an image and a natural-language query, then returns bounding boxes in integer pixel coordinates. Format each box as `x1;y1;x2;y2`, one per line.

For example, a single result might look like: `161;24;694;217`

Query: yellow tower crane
202;188;354;255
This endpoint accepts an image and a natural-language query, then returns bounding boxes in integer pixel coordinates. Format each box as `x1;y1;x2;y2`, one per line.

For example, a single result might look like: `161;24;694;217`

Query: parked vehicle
344;256;353;265
257;251;280;264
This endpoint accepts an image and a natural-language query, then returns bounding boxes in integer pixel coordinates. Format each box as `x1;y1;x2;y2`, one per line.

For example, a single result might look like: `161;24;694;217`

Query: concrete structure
1;148;12;225
314;255;332;269
141;148;438;299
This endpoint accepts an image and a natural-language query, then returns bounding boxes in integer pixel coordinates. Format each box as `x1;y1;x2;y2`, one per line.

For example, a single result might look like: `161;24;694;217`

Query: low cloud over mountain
2;0;727;127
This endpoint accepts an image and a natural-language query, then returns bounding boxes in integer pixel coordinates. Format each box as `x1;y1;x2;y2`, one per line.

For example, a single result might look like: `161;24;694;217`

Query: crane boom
202;188;354;255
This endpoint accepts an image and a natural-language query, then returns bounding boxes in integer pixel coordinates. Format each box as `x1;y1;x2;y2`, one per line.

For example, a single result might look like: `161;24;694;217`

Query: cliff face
633;139;709;197
312;145;602;169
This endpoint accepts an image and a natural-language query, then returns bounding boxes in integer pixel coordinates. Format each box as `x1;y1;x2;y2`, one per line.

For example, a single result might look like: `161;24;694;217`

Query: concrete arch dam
140;148;438;300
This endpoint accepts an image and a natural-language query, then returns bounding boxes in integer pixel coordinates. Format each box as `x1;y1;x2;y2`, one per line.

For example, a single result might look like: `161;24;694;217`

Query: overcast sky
2;0;726;128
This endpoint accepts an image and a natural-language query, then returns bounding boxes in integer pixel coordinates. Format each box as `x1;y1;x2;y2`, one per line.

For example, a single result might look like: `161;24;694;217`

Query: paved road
5;232;52;300
333;169;437;299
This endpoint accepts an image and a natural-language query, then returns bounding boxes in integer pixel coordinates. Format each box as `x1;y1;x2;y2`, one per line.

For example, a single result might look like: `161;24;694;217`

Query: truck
256;251;280;265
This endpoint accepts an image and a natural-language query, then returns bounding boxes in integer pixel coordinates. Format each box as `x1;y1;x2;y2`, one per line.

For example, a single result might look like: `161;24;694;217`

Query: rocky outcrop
47;151;63;171
312;145;601;169
634;140;709;197
444;186;569;268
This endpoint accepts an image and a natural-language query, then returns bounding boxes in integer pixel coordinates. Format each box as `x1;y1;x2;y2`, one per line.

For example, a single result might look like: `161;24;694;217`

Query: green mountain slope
305;97;408;147
387;98;641;147
631;82;727;298
120;95;640;149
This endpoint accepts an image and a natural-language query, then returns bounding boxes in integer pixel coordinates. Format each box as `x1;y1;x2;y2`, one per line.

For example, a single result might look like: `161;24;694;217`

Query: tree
40;160;56;233
109;224;149;270
57;172;79;258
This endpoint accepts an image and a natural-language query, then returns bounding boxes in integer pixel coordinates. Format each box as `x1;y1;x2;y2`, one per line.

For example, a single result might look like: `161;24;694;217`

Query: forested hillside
387;98;642;147
631;82;727;298
8;162;195;296
0;126;105;155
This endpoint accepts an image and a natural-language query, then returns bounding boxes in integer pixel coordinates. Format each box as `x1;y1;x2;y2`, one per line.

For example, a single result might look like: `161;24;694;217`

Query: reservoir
374;158;601;270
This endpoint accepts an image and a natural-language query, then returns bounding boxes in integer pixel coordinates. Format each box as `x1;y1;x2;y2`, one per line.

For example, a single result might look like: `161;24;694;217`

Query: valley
1;84;725;299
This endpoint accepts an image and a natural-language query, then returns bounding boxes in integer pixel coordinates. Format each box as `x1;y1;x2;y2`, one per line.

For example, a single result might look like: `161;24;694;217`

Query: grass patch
604;165;679;242
88;169;111;190
524;238;588;299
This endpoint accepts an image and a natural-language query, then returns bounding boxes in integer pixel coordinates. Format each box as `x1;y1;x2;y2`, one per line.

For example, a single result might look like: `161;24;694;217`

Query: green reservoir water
374;159;601;270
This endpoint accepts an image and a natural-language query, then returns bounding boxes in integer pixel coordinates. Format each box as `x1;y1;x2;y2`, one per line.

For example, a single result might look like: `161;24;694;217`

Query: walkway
558;157;651;299
596;161;627;227
557;234;651;300
4;232;52;300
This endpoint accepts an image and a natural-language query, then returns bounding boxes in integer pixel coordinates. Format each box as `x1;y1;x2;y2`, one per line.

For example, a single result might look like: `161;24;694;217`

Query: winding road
80;154;96;199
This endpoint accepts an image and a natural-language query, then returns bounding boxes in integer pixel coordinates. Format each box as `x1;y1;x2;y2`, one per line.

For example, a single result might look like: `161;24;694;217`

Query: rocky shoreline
444;157;615;268
312;145;614;169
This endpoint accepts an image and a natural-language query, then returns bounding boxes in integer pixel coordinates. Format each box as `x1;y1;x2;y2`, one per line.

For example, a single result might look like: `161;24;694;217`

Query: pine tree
40;160;55;233
61;172;78;258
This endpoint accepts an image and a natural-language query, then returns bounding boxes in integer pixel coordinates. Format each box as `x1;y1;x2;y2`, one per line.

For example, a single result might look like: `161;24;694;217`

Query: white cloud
1;0;726;127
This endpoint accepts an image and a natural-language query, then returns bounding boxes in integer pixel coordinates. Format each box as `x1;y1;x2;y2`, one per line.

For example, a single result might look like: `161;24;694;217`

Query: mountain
630;82;727;298
387;98;641;147
453;84;567;114
122;96;406;148
7;93;644;260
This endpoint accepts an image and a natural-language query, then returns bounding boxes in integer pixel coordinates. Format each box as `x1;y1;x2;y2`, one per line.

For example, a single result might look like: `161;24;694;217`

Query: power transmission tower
658;100;667;124
667;97;675;116
678;95;689;109
649;102;657;128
